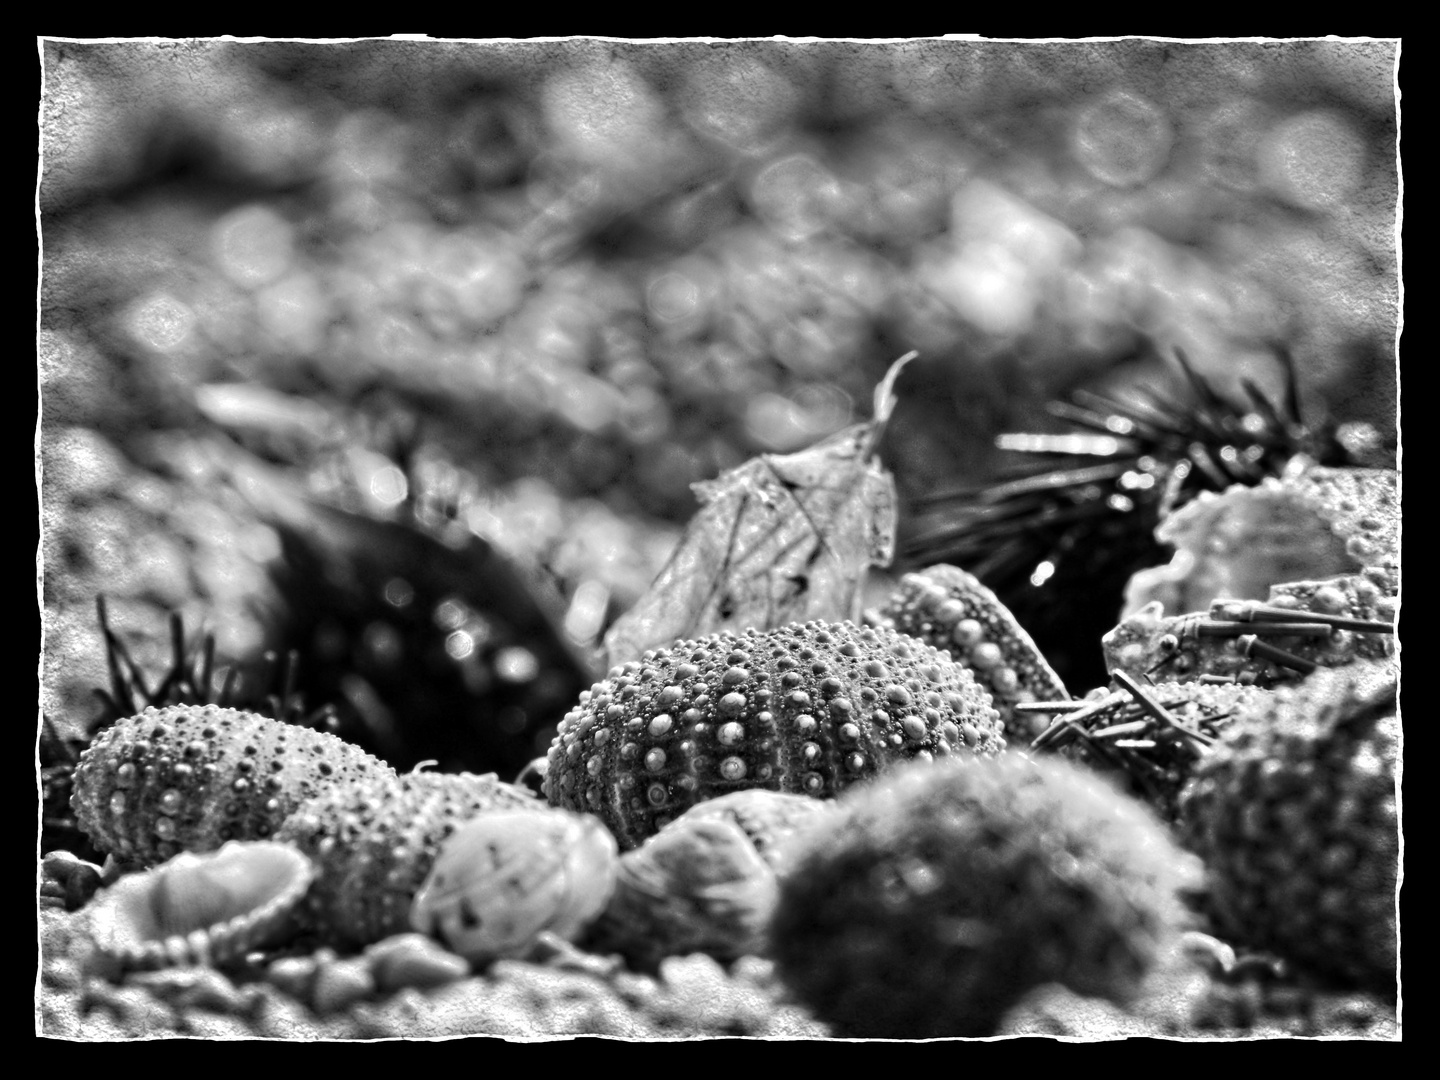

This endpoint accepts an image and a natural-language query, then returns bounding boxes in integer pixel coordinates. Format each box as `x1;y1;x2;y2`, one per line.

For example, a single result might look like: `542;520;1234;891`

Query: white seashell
83;840;314;975
410;808;619;965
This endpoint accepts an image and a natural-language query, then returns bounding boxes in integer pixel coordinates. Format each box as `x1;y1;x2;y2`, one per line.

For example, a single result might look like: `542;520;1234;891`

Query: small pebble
129;966;249;1014
365;933;471;992
309;957;376;1015
265;953;323;1000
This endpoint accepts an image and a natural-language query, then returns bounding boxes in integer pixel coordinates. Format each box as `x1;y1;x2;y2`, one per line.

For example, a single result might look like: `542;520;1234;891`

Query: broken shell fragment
676;789;835;874
410;807;620;966
1121;465;1398;620
587;811;781;969
83;840;314;976
1104;569;1397;688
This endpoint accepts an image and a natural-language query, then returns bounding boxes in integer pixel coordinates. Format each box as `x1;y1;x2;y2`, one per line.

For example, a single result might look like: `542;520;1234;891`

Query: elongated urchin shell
544;620;1005;849
1177;663;1399;993
769;753;1200;1039
275;770;540;949
410;807;619;965
83;841;314;976
875;564;1069;739
71;705;397;867
584;791;833;969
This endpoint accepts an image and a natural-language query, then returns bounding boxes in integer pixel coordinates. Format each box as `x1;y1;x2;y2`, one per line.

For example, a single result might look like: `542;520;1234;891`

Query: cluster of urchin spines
69;703;397;868
1052;678;1278;824
875;564;1071;740
544;619;1005;850
1176;663;1399;994
767;752;1200;1039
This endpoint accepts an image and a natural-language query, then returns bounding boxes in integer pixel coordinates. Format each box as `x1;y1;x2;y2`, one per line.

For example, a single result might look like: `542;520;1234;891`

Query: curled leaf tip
864;351;919;459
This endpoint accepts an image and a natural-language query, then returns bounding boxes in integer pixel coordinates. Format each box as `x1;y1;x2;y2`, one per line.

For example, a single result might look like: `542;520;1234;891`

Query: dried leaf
602;353;917;668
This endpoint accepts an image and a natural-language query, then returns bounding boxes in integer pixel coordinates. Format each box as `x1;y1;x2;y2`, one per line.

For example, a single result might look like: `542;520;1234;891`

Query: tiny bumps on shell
876;564;1069;740
71;705;397;867
1103;577;1395;689
1177;663;1399;993
410;808;620;966
1122;465;1399;620
543;620;1006;849
1266;570;1398;661
275;770;541;949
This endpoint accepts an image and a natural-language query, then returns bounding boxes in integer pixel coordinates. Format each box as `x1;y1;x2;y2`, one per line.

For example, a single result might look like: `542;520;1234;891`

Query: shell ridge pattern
877;564;1069;741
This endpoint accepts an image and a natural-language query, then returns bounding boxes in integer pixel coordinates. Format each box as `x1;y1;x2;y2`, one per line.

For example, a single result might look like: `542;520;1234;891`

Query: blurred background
38;37;1400;781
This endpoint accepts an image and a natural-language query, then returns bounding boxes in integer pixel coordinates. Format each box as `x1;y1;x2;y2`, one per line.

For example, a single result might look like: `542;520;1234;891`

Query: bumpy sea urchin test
1178;663;1399;993
545;621;1005;849
877;564;1070;739
71;705;397;867
275;769;540;949
769;753;1200;1039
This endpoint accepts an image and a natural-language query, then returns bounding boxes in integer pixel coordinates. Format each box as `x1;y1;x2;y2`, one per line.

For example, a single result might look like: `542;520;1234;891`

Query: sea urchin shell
275;770;540;948
544;620;1005;849
1177;662;1399;993
71;705;396;867
1122;464;1398;620
83;841;314;976
876;564;1070;740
